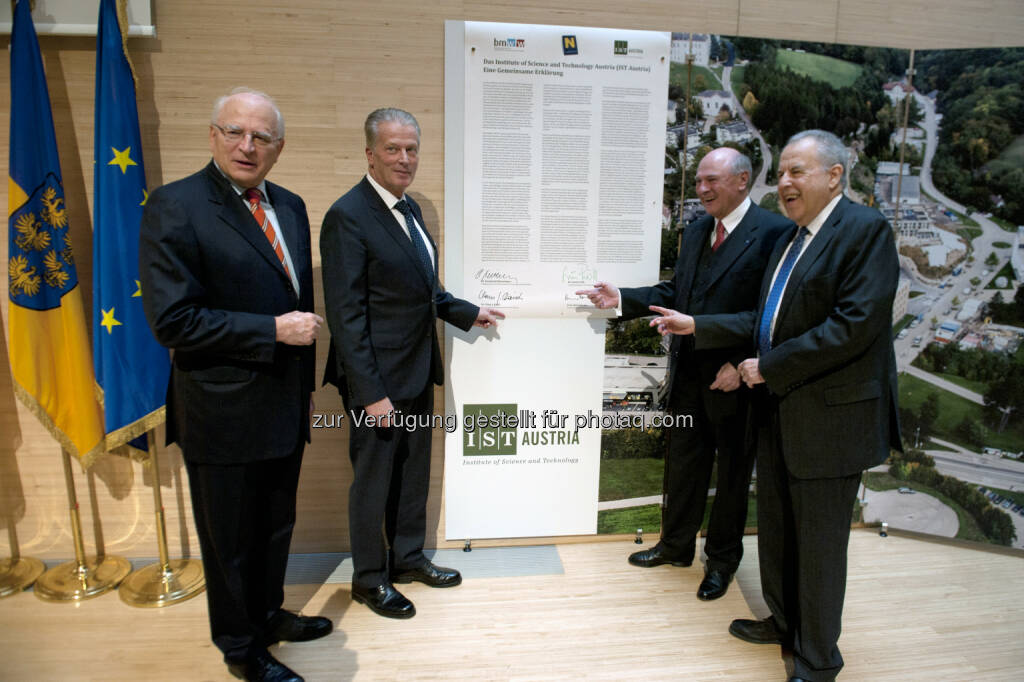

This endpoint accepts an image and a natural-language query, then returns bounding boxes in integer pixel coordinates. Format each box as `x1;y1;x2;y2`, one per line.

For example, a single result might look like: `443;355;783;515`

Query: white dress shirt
711;196;752;248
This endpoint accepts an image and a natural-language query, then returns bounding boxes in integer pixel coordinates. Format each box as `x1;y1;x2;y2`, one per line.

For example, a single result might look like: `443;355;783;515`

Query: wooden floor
1;530;1022;681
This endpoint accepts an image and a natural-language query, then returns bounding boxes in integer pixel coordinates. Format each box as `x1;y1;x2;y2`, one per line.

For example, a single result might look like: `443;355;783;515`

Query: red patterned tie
244;187;290;278
712;220;726;252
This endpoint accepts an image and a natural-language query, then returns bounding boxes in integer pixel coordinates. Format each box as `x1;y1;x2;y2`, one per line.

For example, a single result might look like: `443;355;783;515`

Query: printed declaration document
462;22;669;317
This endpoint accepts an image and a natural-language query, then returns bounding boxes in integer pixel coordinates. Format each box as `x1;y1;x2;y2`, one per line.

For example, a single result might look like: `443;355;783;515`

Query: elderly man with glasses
140;87;329;682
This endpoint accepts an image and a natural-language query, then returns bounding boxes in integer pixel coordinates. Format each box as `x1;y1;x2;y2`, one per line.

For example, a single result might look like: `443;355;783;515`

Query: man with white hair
140;87;329;682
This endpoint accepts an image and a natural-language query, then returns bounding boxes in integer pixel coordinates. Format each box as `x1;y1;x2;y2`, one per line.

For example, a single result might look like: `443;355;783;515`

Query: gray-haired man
321;108;504;619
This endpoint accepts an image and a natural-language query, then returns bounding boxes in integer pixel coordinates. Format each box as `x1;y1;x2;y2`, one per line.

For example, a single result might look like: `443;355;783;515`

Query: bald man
578;147;791;600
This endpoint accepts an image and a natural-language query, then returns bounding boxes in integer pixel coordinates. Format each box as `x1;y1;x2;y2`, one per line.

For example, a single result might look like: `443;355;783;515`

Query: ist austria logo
614;40;644;57
562;35;578;55
463;403;518;455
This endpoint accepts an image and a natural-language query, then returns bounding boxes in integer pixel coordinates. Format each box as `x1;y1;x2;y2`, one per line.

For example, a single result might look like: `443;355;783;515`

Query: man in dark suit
651;130;901;681
321;108;504;619
140;88;330;682
577;147;791;601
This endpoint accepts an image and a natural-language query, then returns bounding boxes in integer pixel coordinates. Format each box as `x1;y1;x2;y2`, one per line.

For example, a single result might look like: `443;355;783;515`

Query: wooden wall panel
1;0;1022;559
836;0;1024;48
737;0;840;43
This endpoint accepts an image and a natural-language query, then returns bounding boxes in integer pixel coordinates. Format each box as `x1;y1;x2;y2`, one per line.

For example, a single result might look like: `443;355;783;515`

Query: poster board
444;21;669;539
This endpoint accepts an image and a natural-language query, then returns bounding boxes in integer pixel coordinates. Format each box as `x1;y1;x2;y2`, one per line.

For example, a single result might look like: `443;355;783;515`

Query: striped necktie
244;187;290;278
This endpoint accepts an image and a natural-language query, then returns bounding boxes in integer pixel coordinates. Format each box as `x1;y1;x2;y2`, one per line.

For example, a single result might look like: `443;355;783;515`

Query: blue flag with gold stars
8;0;105;466
92;0;169;454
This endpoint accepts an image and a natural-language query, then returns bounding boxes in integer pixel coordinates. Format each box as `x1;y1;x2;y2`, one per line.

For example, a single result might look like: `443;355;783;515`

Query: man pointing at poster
648;130;901;681
578;147;791;600
321;108;504;619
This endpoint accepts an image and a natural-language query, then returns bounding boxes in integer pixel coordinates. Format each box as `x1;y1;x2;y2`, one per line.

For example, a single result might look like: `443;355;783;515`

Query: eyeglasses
212;123;280;148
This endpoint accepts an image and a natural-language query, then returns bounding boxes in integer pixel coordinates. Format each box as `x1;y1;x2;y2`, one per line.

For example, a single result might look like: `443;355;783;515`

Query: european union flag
8;0;104;466
93;0;169;454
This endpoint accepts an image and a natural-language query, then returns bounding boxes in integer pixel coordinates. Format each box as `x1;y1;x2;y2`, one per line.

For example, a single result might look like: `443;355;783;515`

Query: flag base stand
34;449;131;602
119;558;205;607
120;433;205;607
0;556;46;598
34;554;131;602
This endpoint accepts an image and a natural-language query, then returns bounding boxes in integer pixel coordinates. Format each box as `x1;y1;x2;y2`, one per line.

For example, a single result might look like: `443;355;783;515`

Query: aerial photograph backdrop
598;33;1024;551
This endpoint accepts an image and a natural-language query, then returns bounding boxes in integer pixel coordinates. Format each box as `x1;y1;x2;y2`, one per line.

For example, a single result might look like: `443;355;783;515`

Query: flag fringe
103;406;166;461
114;0;139;88
12;380;103;470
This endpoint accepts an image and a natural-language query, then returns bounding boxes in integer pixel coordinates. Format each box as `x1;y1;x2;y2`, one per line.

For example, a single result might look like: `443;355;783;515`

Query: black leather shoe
265;609;333;644
227;650;303;682
788;678;811;681
628;544;692;568
393;561;462;587
728;616;786;645
696;569;733;601
351;582;416;619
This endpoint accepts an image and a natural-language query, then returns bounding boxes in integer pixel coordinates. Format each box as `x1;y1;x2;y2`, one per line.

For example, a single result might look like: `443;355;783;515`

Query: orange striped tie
244;187;290;278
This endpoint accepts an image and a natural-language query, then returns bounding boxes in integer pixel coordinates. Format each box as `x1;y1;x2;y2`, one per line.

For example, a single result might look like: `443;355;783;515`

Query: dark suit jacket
139;161;316;464
620;203;792;406
321;177;478;406
694;196;903;478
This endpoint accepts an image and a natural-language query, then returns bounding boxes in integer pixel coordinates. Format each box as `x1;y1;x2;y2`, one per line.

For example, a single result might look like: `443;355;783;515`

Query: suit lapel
703;206;759;291
773;197;845;327
205;163;292;287
675;216;710;309
409;199;439;275
360;179;434;289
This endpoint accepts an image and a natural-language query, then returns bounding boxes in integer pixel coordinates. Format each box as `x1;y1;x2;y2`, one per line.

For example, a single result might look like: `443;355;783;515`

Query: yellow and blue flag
7;0;104;466
93;0;169;455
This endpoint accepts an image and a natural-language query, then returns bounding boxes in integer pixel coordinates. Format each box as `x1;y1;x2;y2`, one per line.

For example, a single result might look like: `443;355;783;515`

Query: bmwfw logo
494;37;526;49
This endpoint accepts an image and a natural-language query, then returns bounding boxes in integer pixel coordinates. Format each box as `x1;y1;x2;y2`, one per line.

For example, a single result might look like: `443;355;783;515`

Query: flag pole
0;520;45;598
119;430;204;607
33;449;131;601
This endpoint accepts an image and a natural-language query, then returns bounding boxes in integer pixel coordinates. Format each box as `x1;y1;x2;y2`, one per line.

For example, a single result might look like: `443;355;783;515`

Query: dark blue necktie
757;227;809;356
394;199;434;278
